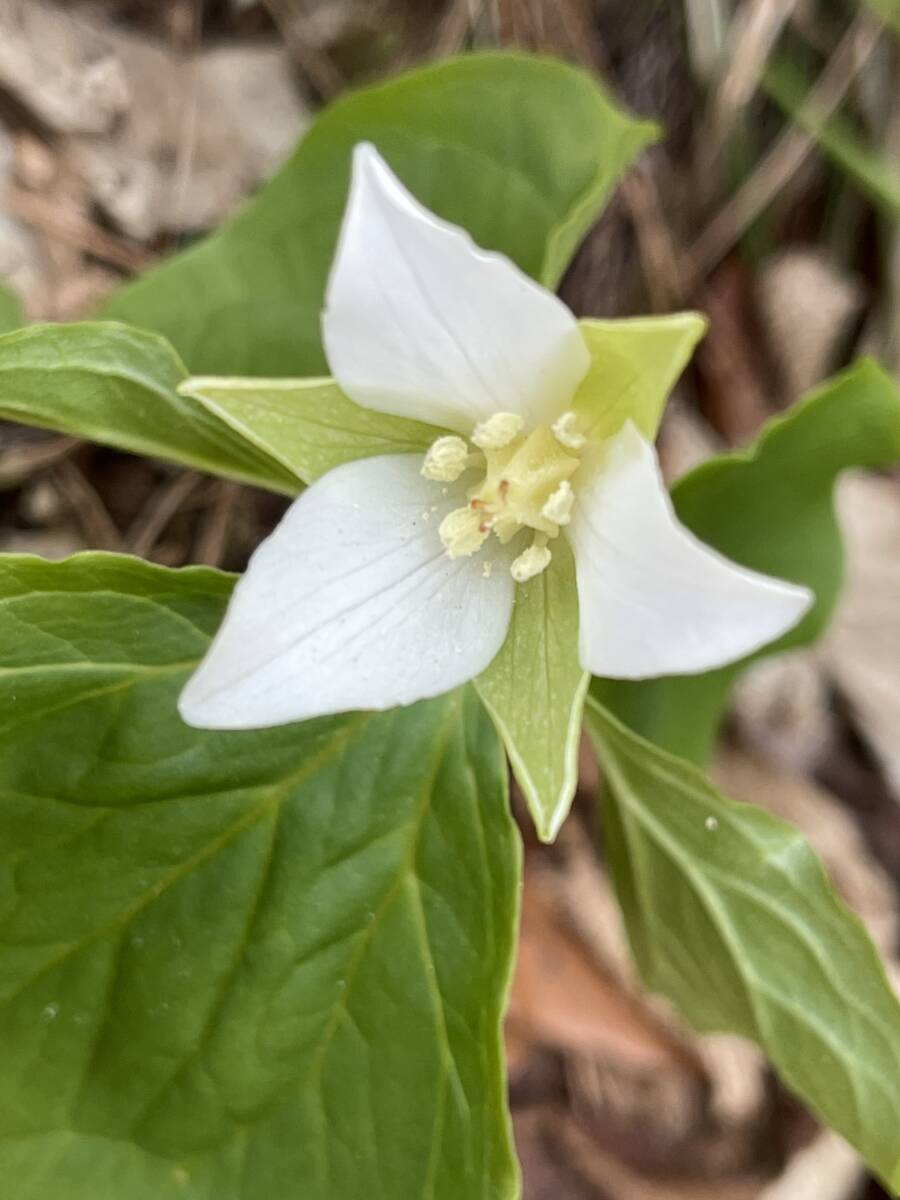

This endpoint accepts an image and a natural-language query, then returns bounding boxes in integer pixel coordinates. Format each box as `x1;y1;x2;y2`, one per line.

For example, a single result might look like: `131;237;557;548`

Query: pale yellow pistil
431;410;584;582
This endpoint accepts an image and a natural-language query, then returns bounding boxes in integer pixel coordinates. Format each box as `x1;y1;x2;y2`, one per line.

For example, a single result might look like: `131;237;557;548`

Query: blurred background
0;0;897;1196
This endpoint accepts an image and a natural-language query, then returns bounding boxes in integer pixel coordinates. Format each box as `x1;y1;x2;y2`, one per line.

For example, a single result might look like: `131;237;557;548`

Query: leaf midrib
1;717;371;1014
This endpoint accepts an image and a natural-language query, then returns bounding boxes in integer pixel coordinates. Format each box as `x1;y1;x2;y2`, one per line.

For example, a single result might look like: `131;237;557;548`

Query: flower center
421;410;585;582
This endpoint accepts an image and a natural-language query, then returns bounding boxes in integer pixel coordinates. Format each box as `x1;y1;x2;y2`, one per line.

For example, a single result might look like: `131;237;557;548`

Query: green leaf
0;553;521;1200
586;698;900;1193
0;322;299;495
100;54;657;374
594;358;900;763
861;0;900;38
0;281;23;334
179;376;443;485
765;59;900;218
476;537;588;843
573;313;707;443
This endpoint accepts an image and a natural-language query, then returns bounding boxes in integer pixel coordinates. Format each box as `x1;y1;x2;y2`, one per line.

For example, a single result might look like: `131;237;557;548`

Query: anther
510;542;552;583
471;412;524;450
421;435;470;482
541;480;574;526
438;506;490;558
551;411;585;450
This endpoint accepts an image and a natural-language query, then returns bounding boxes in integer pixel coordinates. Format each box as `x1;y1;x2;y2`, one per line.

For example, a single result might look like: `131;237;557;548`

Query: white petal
569;423;813;678
322;143;589;434
179;455;514;728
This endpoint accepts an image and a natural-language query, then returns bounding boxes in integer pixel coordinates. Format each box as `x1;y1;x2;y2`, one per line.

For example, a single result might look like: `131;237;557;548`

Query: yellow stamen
471;411;525;450
438;505;490;558
541;480;574;527
421;435;470;482
551;410;585;450
429;410;586;581
510;542;552;583
479;425;579;541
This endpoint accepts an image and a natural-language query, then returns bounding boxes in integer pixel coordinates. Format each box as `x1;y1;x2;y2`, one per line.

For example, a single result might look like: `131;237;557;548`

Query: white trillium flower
179;143;812;730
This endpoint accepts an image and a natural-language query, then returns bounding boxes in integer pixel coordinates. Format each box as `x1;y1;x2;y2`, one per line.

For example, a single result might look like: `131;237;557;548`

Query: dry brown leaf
69;38;308;239
0;2;308;241
0;0;130;135
0;528;85;557
695;261;775;443
730;650;835;773
0;131;45;314
549;821;770;1128
821;471;900;800
509;860;778;1173
526;1104;767;1200
514;1107;601;1200
510;866;693;1071
757;250;864;400
658;396;722;485
756;1131;862;1200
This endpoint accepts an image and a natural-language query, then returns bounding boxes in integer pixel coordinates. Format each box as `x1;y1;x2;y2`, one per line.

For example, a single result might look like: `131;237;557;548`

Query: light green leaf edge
0;550;522;1200
0;322;299;495
586;697;900;1193
178;376;445;486
594;356;900;763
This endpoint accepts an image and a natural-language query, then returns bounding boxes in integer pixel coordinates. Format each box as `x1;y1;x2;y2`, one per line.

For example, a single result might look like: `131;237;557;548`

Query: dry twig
619;163;686;311
51;458;123;551
690;13;884;282
0;435;79;488
2;185;153;273
126;470;203;559
703;0;801;160
194;479;242;566
262;0;346;98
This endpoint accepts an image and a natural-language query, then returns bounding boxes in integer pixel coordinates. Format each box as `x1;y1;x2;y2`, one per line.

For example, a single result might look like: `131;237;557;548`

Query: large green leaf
0;323;299;495
178;376;442;485
101;54;656;374
586;698;900;1193
594;358;900;762
0;553;521;1200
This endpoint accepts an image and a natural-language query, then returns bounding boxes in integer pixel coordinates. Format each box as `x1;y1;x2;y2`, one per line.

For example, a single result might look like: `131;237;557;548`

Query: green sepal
573;313;707;443
179;376;446;486
476;537;588;843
